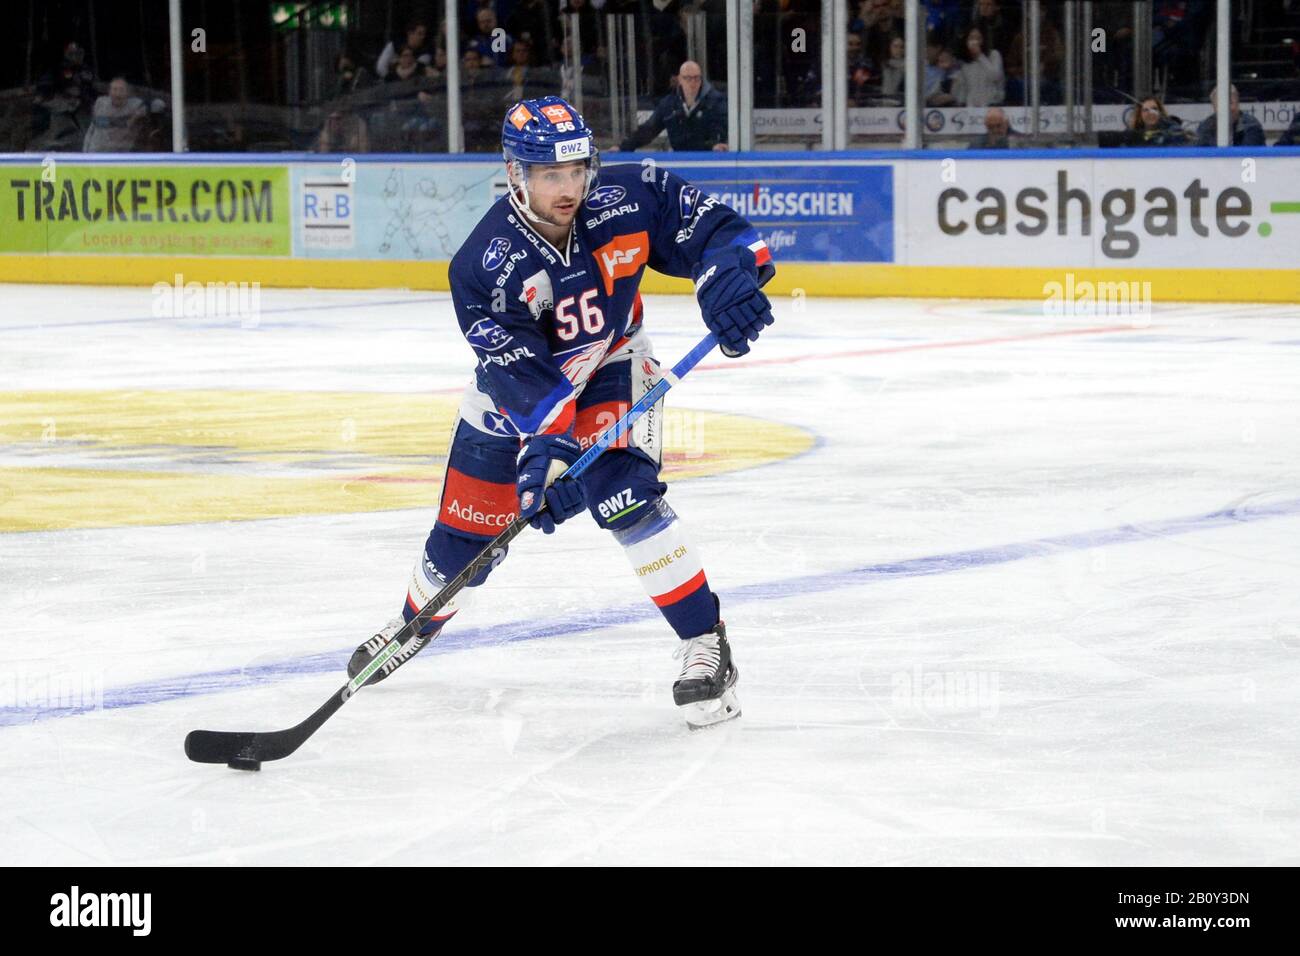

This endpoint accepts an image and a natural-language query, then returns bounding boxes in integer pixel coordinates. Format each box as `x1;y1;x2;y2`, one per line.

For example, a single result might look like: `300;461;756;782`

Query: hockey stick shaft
185;332;719;764
365;331;719;668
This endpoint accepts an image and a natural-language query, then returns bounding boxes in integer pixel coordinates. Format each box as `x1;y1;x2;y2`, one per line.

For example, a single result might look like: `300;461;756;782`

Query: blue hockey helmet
501;96;599;222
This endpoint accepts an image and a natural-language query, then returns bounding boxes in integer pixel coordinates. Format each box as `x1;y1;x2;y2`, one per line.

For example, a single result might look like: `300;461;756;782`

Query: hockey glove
693;245;775;358
516;433;586;534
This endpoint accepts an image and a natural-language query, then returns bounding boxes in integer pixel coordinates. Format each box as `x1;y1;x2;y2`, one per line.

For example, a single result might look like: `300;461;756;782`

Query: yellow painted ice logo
0;391;814;532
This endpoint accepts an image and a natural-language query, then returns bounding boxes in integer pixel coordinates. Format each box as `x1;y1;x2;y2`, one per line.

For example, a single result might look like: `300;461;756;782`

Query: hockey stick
184;332;721;768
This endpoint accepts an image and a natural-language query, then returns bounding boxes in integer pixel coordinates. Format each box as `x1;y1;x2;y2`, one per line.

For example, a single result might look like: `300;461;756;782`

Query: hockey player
348;96;774;727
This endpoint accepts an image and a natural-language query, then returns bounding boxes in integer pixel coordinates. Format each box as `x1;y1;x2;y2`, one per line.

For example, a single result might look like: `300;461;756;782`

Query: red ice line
695;323;1139;371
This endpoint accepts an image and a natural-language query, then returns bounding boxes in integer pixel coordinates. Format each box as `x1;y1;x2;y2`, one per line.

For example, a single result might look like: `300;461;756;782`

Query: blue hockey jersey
448;162;775;439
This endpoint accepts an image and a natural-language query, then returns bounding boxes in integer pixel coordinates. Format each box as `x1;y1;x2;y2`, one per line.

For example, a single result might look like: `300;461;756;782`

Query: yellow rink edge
1;255;1296;303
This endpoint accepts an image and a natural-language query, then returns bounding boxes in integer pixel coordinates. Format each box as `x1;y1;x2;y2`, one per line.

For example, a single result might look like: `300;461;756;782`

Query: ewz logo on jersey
482;237;512;271
466;317;514;352
585;185;626;210
597;488;645;522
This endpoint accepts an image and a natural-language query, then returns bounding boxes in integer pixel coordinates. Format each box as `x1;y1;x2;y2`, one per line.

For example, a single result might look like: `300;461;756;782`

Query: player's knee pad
582;450;667;533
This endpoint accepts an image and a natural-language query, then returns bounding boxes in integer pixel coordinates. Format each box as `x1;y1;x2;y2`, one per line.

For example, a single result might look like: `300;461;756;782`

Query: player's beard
539;196;578;228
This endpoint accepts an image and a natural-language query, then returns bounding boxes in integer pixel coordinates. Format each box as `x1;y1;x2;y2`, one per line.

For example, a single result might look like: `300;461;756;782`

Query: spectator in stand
964;0;1018;60
1196;85;1265;146
611;60;728;152
507;0;557;64
953;26;1005;107
1005;14;1064;105
376;19;434;77
928;46;961;105
471;8;514;68
460;43;505;152
460;44;490;83
847;31;878;106
317;110;370;152
925;0;967;46
856;0;904;73
427;45;450;82
83;76;146;152
504;36;558;102
379;46;440;149
385;46;427;85
1121;96;1191;147
333;52;373;97
880;34;906;98
967;106;1020;148
1276;114;1300;146
33;41;97;152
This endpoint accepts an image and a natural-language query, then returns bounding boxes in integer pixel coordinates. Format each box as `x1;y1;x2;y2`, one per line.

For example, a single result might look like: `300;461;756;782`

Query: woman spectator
881;34;906;98
376;19;434;77
953;25;1005;107
1122;96;1191;146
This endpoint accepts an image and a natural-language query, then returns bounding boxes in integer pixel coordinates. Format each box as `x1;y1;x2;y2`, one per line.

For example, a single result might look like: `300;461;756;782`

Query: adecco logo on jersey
585;184;626;210
482;237;511;270
592;231;649;294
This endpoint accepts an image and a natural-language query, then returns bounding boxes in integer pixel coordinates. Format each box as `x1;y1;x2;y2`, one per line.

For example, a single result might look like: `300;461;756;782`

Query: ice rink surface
2;285;1298;865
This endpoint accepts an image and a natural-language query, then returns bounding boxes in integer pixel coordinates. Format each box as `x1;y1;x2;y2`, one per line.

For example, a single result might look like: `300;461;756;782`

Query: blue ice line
3;495;1297;729
0;295;448;334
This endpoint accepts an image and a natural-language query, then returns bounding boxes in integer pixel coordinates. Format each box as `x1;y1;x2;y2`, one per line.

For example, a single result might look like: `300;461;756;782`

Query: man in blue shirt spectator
611;60;728;152
1196;85;1265;146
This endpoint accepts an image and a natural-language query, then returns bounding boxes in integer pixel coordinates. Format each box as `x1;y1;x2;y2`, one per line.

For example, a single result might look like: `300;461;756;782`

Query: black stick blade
184;684;350;765
185;730;258;763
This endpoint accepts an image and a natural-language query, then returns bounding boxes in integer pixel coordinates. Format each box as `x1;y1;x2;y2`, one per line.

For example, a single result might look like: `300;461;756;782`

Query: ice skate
347;616;430;687
673;617;741;730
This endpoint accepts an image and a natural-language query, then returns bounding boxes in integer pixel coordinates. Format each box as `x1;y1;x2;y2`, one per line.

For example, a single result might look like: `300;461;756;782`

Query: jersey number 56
555;288;605;340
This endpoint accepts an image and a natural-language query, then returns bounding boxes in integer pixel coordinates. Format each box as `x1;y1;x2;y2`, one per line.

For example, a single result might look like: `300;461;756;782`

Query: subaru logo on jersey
466;317;515;352
482;237;512;271
679;185;700;219
585;185;627;211
554;138;590;161
482;411;520;436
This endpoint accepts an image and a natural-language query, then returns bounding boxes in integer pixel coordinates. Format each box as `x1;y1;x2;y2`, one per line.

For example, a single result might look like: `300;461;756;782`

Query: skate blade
683;687;741;731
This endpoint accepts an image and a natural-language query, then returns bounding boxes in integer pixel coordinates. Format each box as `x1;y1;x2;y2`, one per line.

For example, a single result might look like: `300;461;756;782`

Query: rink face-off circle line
3;495;1296;730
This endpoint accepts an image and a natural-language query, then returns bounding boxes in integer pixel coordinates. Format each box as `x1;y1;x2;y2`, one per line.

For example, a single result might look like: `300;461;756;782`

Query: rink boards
0;149;1297;302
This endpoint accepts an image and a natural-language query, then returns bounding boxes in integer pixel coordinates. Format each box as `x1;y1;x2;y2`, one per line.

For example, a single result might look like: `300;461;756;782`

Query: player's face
527;161;587;226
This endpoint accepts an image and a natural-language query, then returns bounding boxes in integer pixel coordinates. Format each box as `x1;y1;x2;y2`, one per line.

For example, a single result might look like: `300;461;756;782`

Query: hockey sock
613;498;719;638
399;553;477;636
